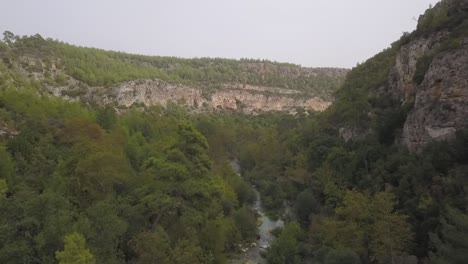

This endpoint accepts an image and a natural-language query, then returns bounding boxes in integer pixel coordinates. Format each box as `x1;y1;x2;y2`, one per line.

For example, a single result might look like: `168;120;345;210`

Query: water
229;161;284;264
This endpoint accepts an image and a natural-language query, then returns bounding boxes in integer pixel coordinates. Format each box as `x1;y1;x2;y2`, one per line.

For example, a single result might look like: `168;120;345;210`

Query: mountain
0;34;347;113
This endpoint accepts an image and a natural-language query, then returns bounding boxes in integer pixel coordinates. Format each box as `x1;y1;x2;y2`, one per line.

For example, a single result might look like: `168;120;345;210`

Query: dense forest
0;69;260;263
1;1;467;264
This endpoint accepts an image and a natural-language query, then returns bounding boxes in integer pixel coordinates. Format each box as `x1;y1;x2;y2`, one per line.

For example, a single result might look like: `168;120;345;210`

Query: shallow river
229;161;284;264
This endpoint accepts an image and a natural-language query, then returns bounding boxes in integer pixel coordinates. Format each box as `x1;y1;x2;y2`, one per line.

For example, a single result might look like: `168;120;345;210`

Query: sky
1;0;440;68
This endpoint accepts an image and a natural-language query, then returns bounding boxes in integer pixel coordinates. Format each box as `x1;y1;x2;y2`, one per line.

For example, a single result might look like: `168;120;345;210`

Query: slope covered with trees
0;61;259;263
0;32;346;100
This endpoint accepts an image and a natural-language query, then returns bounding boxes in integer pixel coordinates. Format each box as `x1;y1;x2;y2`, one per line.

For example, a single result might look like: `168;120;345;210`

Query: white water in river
229;161;284;264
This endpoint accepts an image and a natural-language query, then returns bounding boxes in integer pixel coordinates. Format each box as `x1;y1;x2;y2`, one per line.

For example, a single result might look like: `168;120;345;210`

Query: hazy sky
1;0;439;68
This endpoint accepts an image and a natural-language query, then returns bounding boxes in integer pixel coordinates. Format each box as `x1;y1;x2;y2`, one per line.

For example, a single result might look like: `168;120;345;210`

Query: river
229;161;284;264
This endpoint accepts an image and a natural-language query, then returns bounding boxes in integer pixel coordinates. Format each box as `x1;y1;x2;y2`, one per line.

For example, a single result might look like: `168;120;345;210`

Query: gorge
0;1;467;264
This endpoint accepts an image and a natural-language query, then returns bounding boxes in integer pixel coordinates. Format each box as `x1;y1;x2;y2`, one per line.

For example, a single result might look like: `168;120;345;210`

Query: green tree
2;31;17;46
0;145;15;185
0;179;6;196
76;200;128;264
369;192;413;263
295;189;320;225
171;238;208;264
55;233;95;264
324;248;361;264
318;191;413;260
318;218;365;255
96;106;117;130
430;206;468;264
233;206;257;241
267;222;302;264
129;228;172;264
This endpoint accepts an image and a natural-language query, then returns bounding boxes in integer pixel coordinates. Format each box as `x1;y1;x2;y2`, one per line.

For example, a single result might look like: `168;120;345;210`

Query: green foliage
267;222;303;264
417;1;450;34
55;233;95;264
430;206;468;264
129;227;172;264
313;247;362;264
0;87;257;263
0;145;14;183
323;248;361;264
233;206;257;241
331;45;398;127
96;106;117;130
58;43;166;86
369;192;414;263
0;179;7;196
295;189;320;225
316;191;413;261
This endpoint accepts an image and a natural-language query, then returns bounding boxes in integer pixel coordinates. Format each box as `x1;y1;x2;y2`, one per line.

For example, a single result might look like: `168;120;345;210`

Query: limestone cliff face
92;79;331;113
401;44;468;151
386;31;449;104
386;0;468;151
379;30;468;151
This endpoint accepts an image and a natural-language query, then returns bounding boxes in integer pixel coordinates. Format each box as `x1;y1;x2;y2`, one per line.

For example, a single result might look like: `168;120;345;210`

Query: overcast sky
1;0;439;68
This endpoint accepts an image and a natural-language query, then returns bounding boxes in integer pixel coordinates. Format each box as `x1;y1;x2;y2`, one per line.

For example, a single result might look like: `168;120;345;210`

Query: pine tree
430;206;468;264
55;233;95;264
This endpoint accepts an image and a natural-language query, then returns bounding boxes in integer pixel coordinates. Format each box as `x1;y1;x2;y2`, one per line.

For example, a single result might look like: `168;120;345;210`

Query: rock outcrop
89;79;331;113
386;31;449;104
401;45;468;151
375;29;468;151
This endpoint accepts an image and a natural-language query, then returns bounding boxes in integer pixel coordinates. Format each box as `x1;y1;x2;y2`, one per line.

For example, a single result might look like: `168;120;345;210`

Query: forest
0;78;259;263
0;1;467;264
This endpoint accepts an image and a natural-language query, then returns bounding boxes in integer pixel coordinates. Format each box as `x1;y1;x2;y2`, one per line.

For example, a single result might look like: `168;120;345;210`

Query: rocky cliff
390;0;468;151
77;79;331;113
0;35;347;114
336;0;468;152
400;39;468;151
33;62;343;113
45;74;336;114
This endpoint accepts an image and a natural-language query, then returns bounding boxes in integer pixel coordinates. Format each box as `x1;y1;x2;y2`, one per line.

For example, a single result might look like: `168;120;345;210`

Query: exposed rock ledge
82;79;331;113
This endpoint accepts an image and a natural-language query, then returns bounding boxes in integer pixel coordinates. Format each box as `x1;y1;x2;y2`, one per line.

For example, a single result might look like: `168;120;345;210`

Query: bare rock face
386;32;449;104
339;127;370;142
94;79;331;113
402;47;468;151
372;21;468;152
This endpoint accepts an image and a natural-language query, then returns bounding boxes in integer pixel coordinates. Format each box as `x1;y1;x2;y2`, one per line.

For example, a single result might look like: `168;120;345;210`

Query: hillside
0;34;347;113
